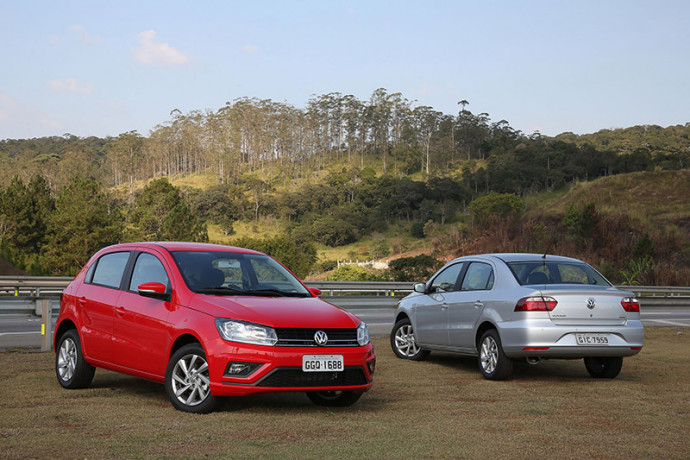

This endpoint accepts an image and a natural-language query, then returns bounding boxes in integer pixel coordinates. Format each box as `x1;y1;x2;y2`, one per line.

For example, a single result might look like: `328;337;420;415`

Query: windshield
507;260;611;287
170;251;310;297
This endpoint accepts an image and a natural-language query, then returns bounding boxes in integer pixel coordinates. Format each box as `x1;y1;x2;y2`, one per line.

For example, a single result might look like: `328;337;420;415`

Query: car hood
186;294;361;329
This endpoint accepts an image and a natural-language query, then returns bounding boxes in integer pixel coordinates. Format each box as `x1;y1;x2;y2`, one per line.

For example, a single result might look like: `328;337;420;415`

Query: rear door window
460;262;494;291
89;252;130;289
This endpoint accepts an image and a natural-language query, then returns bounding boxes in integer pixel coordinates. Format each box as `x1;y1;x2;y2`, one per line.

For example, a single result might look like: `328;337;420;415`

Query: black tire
165;343;220;413
584;357;623;379
306;390;362;407
390;318;430;361
55;329;95;389
477;329;513;380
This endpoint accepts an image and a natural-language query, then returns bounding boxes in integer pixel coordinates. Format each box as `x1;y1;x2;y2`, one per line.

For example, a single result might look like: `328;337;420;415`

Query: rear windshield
507;261;611;286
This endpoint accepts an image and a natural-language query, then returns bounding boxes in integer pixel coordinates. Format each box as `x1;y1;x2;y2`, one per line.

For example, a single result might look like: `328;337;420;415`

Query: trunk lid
543;285;632;326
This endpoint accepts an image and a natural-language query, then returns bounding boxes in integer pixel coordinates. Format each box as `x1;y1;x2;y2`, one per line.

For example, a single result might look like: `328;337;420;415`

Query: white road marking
0;332;41;336
644;319;689;327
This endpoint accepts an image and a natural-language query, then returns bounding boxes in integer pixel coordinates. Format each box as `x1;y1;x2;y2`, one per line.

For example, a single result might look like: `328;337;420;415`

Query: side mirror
308;287;322;297
138;282;171;301
413;282;427;294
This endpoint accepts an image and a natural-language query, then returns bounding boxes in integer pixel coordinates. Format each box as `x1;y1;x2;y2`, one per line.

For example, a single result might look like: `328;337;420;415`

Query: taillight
515;296;558;312
621;297;640;312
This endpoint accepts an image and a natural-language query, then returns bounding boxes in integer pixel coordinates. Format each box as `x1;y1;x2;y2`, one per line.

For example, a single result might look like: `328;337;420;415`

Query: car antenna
542;241;553;260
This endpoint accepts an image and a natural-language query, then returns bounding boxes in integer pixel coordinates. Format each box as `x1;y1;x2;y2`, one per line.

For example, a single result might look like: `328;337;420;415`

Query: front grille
255;367;368;387
274;328;359;347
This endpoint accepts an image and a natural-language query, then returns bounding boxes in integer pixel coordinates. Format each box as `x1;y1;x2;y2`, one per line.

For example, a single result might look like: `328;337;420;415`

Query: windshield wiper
196;286;246;295
247;289;308;297
195;286;307;297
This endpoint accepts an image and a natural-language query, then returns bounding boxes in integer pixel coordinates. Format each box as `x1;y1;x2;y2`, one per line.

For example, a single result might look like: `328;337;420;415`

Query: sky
1;0;688;140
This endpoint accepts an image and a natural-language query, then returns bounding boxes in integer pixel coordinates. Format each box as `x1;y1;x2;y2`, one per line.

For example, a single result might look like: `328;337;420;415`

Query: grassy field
1;328;688;459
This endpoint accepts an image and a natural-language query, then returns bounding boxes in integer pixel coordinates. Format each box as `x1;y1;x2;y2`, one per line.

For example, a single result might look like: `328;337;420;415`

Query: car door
75;251;131;363
111;251;174;377
447;261;495;350
413;262;464;346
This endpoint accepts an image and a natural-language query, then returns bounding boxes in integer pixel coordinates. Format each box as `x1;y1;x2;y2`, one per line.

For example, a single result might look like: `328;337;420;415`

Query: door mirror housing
308;287;322;297
138;282;171;301
413;282;427;294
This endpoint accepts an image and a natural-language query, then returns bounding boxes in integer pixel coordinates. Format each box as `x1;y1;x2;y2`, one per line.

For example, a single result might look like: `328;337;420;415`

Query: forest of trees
1;88;689;281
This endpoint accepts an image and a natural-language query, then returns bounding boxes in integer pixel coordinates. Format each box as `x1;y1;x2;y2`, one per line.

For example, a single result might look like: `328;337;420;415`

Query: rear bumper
499;319;644;359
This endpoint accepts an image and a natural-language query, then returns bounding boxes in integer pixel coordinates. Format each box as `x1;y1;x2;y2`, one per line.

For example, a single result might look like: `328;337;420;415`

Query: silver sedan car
390;253;644;379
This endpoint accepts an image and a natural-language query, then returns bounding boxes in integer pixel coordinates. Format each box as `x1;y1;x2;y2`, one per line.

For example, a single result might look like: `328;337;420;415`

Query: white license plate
302;355;344;372
575;333;609;345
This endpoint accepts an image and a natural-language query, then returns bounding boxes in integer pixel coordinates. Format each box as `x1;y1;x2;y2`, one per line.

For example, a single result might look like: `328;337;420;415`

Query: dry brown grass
1;328;689;459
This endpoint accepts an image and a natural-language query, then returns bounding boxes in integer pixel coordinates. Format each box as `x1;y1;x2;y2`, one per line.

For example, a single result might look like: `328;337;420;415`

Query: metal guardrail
1;277;689;311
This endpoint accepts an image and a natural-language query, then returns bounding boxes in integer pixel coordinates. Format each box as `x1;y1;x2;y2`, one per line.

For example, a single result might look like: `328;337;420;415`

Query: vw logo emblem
586;298;596;310
314;330;328;346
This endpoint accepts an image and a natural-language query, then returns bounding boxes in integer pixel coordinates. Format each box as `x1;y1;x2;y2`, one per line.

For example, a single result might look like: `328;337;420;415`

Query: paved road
1;300;688;349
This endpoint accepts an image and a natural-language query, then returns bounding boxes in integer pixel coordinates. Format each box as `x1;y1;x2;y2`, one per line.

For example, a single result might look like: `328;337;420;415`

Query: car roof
101;241;264;255
451;253;584;264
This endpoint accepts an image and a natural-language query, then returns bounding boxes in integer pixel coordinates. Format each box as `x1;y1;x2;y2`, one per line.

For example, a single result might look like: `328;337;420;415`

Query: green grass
1;328;688;459
528;170;690;225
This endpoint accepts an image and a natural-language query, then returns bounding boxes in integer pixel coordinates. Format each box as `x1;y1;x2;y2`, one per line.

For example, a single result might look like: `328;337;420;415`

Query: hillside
527;170;690;226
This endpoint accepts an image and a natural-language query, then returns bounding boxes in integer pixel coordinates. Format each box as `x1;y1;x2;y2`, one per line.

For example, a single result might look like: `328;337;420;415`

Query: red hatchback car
54;242;375;413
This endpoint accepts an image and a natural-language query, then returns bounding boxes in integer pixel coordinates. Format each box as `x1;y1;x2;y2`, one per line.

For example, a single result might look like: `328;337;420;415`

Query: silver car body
394;253;644;359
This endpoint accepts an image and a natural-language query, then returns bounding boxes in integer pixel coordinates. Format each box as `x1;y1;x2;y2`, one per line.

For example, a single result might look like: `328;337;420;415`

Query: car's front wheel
584;357;623;379
165;343;219;413
478;329;513;380
55;329;95;389
306;390;362;407
390;318;430;361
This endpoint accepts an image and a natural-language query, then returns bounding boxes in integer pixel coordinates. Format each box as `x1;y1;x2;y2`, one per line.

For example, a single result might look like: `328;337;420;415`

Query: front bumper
498;319;644;359
205;338;376;397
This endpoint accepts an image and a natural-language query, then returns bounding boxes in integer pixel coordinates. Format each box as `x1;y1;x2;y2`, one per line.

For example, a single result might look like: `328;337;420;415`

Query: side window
90;252;130;289
129;253;170;292
460;262;494;291
430;263;464;293
250;258;289;283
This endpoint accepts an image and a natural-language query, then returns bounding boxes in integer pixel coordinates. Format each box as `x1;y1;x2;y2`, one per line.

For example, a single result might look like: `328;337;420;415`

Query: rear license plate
575;333;609;345
302;355;344;372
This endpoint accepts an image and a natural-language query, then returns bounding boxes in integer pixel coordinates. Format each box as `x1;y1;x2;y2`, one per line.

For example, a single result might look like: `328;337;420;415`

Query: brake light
621;297;640;312
515;296;558;312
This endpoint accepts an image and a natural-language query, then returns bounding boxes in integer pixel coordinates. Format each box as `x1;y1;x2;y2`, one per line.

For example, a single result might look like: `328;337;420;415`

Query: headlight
215;319;278;346
357;322;370;346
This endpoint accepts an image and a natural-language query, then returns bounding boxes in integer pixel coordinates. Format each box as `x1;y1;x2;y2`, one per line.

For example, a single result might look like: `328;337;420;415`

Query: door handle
114;306;126;316
474;301;484;309
78;297;87;305
441;303;449;310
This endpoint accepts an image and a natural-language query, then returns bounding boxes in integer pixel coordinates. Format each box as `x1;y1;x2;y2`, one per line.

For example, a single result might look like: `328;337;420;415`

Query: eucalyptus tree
412;106;441;174
109;130;144;197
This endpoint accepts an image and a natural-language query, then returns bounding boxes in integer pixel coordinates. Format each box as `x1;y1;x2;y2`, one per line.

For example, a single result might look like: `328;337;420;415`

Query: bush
324;265;386;281
388;254;443;282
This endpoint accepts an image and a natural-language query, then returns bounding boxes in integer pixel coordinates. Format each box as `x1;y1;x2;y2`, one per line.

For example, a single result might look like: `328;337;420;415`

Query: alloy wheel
394;324;420;357
170;353;211;407
57;337;78;382
480;335;498;374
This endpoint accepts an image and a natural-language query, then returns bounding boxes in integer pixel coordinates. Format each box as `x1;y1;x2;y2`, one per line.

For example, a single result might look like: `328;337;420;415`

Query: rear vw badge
314;330;328;346
586;298;596;310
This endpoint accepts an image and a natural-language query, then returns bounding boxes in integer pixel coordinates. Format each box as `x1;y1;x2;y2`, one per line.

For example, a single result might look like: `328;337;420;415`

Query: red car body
54;242;375;412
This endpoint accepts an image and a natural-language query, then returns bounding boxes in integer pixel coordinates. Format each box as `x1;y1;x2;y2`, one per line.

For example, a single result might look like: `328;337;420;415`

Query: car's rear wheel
165;343;219;413
584;357;623;379
55;329;95;389
478;329;513;380
390;318;430;361
306;390;362;407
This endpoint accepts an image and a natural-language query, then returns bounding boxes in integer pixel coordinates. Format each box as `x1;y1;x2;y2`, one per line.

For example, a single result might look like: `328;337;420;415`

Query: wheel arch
475;321;498;350
393;311;411;325
54;318;77;350
169;333;204;359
